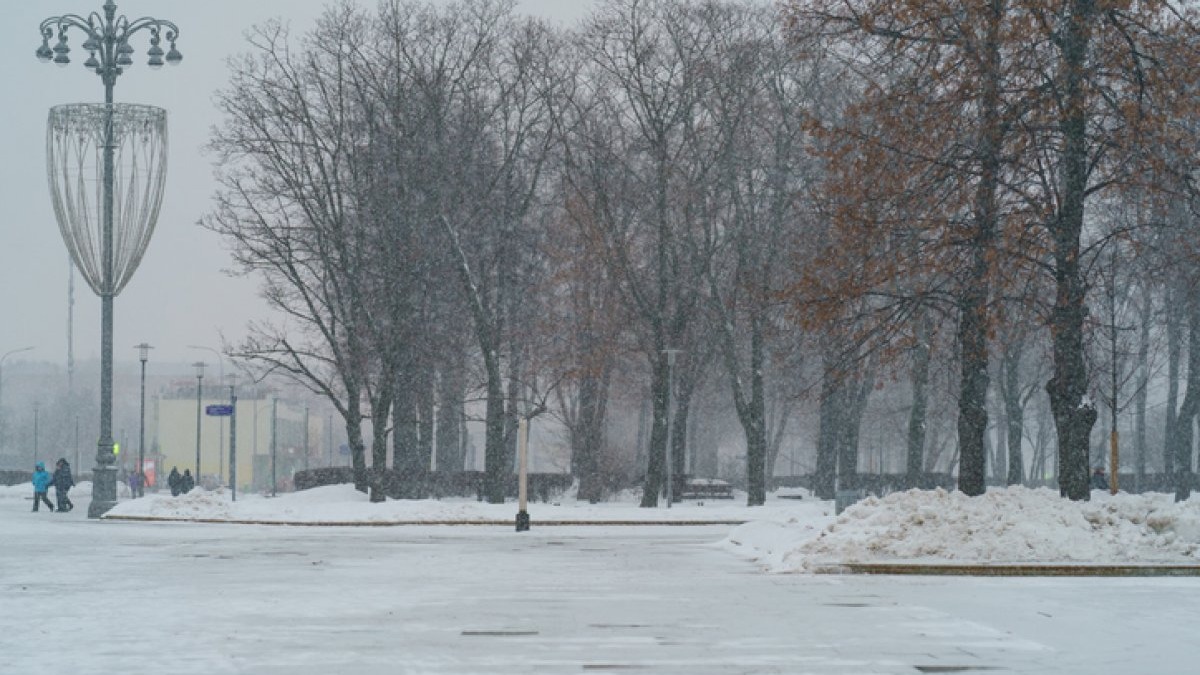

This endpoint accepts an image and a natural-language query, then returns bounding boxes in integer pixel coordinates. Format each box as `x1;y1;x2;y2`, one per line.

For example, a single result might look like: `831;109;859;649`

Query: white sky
0;0;595;370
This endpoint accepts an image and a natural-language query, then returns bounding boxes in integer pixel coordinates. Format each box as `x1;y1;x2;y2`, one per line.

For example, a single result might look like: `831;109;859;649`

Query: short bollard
516;510;530;532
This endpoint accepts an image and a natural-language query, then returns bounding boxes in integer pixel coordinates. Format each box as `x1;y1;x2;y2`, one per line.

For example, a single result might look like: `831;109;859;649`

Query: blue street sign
205;404;234;417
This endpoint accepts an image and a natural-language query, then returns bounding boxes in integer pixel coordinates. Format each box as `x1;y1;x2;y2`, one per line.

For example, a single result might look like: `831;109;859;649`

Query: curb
812;562;1200;577
101;515;748;527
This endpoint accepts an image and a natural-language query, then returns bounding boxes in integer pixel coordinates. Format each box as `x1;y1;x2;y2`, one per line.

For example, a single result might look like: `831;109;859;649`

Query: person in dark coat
31;462;54;512
181;469;195;494
167;467;182;497
129;469;143;497
53;458;75;512
1091;467;1108;490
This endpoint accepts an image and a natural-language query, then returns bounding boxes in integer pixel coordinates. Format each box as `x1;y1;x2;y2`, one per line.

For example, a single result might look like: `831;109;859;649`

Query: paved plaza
3;500;1198;674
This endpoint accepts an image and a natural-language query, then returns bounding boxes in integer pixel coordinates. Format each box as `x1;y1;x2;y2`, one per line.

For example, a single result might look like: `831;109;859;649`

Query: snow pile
103;483;821;524
725;486;1200;571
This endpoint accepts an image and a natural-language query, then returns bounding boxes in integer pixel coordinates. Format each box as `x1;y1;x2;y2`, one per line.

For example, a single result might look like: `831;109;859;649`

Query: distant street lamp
229;381;238;501
0;346;35;449
134;342;152;497
271;397;278;497
38;1;183;517
189;345;224;482
193;361;205;486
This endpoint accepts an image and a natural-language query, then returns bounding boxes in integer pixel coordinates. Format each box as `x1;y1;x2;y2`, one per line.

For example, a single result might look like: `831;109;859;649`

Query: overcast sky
0;0;594;372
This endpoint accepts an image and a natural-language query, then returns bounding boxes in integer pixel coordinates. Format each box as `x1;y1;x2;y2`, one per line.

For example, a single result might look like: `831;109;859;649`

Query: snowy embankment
0;480;130;500
95;483;825;525
724;486;1200;571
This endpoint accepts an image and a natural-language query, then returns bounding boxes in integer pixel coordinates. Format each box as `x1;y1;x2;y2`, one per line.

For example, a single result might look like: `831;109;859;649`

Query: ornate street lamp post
134;342;151;497
37;2;182;517
193;361;205;487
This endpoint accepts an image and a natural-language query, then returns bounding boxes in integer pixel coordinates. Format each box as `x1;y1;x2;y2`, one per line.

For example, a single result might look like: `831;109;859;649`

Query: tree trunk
575;362;611;503
417;364;435;474
1003;344;1025;486
1165;282;1182;476
369;389;392;502
345;394;368;494
1048;0;1099;501
834;364;874;493
483;364;508;503
1168;294;1200;501
392;356;421;479
504;339;524;473
814;357;839;499
435;360;465;473
640;351;670;508
956;0;1003;497
744;316;768;505
1134;281;1151;491
906;312;932;489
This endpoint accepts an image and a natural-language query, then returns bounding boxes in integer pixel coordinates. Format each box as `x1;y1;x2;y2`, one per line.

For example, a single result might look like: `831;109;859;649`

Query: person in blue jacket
53;458;75;512
31;462;54;512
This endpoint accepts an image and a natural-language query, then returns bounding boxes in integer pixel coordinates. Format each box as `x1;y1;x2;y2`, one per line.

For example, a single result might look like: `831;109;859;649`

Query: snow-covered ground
7;481;1200;569
93;483;820;524
4;483;1200;673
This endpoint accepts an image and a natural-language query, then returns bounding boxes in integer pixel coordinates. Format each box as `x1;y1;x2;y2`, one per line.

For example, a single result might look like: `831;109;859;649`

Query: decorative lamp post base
88;465;118;518
516;510;530;532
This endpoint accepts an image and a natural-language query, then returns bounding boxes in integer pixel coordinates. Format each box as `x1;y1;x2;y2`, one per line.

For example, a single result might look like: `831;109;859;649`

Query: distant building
151;380;335;493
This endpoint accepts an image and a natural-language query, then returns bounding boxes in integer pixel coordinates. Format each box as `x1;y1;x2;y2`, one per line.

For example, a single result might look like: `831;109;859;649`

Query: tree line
205;0;1200;505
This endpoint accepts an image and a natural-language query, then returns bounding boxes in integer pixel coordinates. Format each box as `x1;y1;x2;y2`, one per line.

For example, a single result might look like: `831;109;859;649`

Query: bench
677;477;734;500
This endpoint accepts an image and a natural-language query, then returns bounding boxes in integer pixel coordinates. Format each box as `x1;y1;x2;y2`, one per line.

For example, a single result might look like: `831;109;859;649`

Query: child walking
32;462;54;512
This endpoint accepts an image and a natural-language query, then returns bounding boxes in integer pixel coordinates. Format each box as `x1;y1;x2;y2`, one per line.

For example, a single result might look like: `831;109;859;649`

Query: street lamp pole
193;361;205;487
271;397;278;497
38;2;182;518
134;343;152;497
0;347;35;450
229;382;238;502
189;345;224;483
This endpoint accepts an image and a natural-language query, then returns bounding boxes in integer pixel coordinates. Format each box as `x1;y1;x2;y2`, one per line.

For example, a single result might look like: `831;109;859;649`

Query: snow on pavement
95;483;826;524
9;480;1200;569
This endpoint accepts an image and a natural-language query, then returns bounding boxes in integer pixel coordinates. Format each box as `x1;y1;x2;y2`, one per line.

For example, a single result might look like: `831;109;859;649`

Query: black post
271;397;278;497
229;385;237;502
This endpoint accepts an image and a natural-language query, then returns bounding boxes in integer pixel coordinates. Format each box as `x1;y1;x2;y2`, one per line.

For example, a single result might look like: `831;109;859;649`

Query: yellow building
150;384;335;493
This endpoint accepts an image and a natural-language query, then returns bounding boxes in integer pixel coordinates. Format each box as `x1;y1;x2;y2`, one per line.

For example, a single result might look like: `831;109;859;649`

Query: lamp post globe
37;1;183;518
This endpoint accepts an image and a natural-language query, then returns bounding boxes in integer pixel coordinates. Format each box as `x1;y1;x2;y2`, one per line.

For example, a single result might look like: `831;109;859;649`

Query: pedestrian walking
168;467;182;497
181;469;195;494
31;462;54;512
129;469;143;497
53;458;75;512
